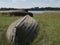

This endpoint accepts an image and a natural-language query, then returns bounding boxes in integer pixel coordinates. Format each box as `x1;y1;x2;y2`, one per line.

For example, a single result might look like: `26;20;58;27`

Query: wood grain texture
6;15;38;45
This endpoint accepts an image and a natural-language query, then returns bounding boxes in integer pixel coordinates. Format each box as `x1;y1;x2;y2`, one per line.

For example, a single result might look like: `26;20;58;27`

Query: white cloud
32;0;60;8
32;2;41;7
0;0;12;3
12;0;27;3
21;0;27;1
0;0;60;8
45;0;54;2
32;2;49;7
0;2;12;8
0;0;28;8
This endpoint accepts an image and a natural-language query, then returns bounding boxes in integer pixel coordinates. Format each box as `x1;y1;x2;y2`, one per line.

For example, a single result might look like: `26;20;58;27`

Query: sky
0;0;60;8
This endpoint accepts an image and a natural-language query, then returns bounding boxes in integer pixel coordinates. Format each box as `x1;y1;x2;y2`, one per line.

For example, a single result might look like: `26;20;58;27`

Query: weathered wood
0;10;33;17
6;15;38;45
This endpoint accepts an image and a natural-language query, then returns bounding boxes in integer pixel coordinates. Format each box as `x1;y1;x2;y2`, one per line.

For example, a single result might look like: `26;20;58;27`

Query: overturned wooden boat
6;15;38;45
0;10;33;17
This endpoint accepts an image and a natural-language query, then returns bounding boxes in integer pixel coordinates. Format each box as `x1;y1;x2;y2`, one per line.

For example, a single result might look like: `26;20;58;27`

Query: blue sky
0;0;60;8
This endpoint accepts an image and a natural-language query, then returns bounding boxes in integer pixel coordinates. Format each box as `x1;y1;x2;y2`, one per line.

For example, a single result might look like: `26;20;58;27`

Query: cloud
0;0;12;3
0;2;12;8
0;0;60;8
45;0;54;2
32;2;41;7
12;0;27;3
32;0;60;8
21;0;27;1
32;1;50;7
0;0;28;8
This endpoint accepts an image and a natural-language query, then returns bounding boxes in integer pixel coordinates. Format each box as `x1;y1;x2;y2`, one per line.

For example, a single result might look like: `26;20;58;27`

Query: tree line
28;7;60;11
0;7;60;11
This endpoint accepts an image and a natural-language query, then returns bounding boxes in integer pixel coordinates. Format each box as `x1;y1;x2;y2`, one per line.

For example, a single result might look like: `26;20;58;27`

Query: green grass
0;15;20;45
0;12;60;45
33;12;60;45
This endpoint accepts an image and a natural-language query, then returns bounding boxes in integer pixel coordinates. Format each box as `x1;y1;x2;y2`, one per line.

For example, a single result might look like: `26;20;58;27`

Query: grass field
0;12;60;45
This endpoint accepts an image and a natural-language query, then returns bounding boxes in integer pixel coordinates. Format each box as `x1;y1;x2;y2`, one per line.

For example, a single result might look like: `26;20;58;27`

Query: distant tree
34;7;39;9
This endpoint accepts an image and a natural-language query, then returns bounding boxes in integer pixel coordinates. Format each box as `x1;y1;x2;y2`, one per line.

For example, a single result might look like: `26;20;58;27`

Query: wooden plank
6;15;38;45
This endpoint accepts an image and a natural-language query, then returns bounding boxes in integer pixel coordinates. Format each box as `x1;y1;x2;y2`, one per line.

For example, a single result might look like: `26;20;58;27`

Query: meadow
0;12;60;45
